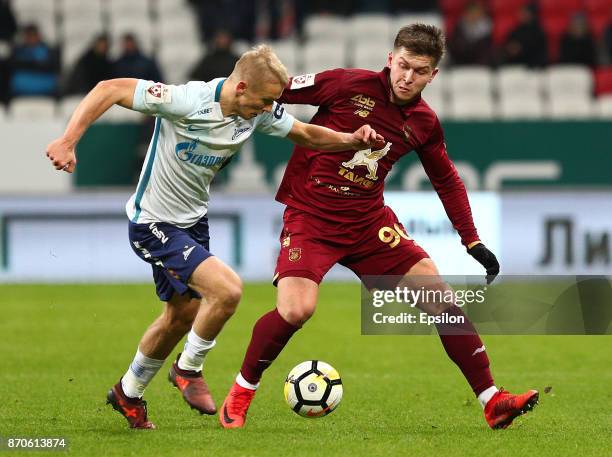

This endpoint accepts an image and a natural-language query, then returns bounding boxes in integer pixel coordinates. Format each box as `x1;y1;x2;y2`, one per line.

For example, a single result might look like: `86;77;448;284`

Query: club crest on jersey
289;248;302;262
340;142;391;181
351;94;376;118
403;123;413;142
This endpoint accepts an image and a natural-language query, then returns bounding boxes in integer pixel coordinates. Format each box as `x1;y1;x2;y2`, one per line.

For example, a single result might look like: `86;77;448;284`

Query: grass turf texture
1;283;610;457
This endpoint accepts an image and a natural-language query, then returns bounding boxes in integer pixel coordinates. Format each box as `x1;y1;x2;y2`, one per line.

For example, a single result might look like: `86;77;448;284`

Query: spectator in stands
502;3;548;67
355;0;391;13
449;1;493;66
9;23;60;98
0;0;17;104
64;34;113;94
113;33;163;82
392;0;438;13
188;0;256;43
559;13;597;67
189;30;239;82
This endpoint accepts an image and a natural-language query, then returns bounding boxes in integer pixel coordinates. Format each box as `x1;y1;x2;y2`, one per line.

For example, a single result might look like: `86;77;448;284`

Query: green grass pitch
1;283;610;456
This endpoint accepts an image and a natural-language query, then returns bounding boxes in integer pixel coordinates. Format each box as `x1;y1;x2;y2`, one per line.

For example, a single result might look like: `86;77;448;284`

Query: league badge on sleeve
290;74;315;89
146;83;172;104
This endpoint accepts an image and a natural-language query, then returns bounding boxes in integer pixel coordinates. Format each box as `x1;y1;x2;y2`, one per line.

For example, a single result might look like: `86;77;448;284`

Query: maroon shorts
273;206;429;286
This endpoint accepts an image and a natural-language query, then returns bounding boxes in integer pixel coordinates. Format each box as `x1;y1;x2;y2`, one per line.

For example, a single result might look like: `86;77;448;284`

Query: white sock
178;329;216;372
121;349;165;399
236;372;259;390
478;385;499;409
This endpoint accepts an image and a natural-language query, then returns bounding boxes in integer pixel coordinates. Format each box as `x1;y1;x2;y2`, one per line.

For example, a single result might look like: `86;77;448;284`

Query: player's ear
386;52;393;68
429;68;439;83
236;80;248;95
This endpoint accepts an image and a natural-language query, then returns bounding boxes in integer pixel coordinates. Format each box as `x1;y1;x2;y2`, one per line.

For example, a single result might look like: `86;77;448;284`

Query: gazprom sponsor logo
175;140;226;168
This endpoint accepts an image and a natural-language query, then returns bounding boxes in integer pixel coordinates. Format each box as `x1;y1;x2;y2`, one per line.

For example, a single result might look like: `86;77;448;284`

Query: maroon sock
435;306;494;396
240;308;300;385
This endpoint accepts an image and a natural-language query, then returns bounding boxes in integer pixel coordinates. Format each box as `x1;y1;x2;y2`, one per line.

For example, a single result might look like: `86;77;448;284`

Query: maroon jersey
276;67;479;247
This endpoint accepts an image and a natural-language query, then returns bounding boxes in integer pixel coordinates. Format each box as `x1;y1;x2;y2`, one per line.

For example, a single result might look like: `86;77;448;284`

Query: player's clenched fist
350;124;385;150
46;137;77;173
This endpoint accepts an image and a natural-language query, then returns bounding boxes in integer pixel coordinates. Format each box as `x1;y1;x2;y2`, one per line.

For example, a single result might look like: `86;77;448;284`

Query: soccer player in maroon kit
220;24;539;430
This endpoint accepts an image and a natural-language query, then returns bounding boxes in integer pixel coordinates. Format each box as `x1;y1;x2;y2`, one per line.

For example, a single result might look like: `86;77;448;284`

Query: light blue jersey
125;78;294;227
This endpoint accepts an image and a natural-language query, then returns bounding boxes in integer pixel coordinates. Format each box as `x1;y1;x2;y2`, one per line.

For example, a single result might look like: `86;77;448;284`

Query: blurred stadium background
0;0;611;283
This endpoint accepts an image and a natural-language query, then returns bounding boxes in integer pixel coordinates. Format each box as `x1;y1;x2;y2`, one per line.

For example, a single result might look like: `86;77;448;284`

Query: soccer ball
284;360;343;418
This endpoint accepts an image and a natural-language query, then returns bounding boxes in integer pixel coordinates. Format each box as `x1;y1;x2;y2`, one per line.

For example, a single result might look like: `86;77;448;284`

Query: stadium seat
438;0;470;18
348;14;393;43
497;66;542;95
541;13;571;61
59;95;83;120
547;96;594;119
421;89;447;119
448;93;496;119
110;17;155;56
158;42;204;84
155;0;191;17
497;66;544;119
98;105;146;123
303;15;349;43
587;12;609;40
584;0;612;15
288;105;319;122
596;95;612;118
393;13;443;31
303;41;348;74
157;12;201;48
595;67;612;95
537;0;582;16
269;40;299;75
489;0;529;17
448;66;494;98
545;65;593;97
351;41;391;71
9;97;56;120
498;96;545;119
225;143;270;193
108;0;152;17
492;14;519;45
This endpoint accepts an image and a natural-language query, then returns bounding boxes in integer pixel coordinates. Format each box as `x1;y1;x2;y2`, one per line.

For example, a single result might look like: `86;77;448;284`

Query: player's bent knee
279;302;316;326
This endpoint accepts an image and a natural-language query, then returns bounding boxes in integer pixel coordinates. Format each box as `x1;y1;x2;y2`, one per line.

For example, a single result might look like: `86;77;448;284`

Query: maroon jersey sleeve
278;69;346;106
416;118;480;247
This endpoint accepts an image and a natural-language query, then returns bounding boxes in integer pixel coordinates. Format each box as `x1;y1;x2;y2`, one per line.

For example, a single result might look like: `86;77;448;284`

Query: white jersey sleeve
255;102;294;137
132;79;211;120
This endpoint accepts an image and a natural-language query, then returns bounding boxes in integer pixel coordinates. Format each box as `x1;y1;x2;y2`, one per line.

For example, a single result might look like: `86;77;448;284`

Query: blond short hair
232;44;289;87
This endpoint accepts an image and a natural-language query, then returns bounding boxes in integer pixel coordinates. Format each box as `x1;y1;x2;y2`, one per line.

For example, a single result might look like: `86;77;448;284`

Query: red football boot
484;388;539;429
107;380;156;429
219;382;256;429
168;353;217;415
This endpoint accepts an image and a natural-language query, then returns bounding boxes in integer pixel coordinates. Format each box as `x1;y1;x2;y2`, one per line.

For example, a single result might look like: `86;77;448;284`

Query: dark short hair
393;24;446;67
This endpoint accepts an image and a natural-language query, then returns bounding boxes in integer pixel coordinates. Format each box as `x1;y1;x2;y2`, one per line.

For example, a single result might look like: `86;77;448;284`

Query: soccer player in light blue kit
46;45;384;429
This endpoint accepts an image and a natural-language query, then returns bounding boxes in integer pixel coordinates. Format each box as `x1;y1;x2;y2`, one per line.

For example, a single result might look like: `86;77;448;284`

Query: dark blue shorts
128;217;213;302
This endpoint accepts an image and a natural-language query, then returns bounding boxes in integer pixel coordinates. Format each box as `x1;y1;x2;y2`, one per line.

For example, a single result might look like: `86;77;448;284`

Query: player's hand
468;242;500;284
46;137;77;173
350;124;385;150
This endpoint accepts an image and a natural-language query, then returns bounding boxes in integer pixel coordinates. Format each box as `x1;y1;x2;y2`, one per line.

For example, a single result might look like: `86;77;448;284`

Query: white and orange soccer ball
284;360;343;418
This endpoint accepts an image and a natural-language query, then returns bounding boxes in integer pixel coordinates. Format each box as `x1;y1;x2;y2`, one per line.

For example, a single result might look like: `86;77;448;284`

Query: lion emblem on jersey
341;142;391;181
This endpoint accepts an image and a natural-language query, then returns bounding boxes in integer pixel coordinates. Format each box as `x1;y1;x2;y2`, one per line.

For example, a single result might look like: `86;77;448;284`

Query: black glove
468;243;500;284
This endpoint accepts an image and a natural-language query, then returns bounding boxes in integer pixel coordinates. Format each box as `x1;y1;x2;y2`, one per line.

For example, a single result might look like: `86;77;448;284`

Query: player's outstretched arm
286;120;385;152
46;78;138;173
